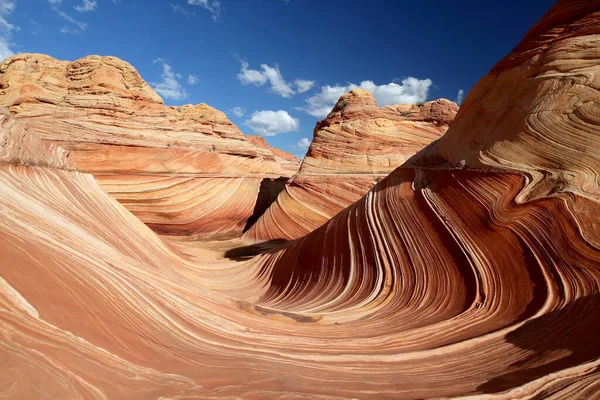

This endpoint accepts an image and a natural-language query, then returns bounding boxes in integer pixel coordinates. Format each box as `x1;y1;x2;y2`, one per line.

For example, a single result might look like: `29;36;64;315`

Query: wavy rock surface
245;90;457;240
411;3;600;200
0;53;287;236
2;0;600;399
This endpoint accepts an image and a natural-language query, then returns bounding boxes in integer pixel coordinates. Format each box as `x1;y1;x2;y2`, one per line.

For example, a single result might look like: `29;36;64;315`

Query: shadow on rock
224;239;289;261
478;294;600;393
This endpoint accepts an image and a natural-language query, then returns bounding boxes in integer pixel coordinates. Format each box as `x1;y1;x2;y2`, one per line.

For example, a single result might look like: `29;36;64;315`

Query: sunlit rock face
410;3;600;200
0;53;288;237
246;134;300;174
1;0;600;399
0;106;75;170
244;89;458;241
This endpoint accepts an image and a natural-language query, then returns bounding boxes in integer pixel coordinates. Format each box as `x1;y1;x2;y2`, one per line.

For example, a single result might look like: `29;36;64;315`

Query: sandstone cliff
0;53;290;236
245;134;300;174
1;0;600;398
245;89;458;240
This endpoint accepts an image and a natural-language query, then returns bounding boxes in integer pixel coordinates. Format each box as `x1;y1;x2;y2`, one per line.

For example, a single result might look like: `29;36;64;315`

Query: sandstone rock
1;0;600;398
301;89;457;174
409;1;600;200
245;134;300;174
245;90;458;240
0;106;75;170
0;53;288;236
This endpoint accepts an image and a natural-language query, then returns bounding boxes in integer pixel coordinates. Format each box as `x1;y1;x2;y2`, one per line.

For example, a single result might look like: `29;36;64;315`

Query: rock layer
2;0;600;398
410;3;600;200
246;134;300;174
0;53;288;236
245;90;458;240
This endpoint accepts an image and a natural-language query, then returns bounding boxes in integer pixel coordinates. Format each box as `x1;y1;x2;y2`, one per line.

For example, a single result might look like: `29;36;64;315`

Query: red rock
245;134;300;174
0;53;290;237
1;1;600;398
245;89;458;240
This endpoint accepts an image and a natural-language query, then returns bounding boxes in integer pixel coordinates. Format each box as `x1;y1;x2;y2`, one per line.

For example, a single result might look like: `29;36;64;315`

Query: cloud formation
151;59;187;101
231;107;245;117
187;0;220;21
51;4;87;33
456;89;464;105
237;60;314;98
74;0;97;12
294;79;315;93
245;110;299;136
187;74;199;84
0;0;16;60
303;78;433;118
170;3;195;17
295;137;311;150
238;61;295;98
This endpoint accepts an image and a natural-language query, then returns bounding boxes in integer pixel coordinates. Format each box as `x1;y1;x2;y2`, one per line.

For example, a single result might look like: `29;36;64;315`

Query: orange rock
2;1;600;398
245;134;300;174
409;1;600;200
0;106;75;170
245;90;458;240
0;53;290;236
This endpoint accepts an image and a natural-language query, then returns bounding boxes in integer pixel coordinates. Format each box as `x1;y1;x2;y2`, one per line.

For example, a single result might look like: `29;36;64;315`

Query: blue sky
2;0;554;158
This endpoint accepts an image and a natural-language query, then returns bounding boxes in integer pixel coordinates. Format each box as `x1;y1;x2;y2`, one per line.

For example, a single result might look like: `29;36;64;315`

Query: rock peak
328;88;377;116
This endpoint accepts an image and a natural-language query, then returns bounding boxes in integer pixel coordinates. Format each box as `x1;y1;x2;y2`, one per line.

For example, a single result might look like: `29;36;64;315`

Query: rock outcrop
0;53;288;236
0;106;75;170
410;5;600;201
1;0;600;398
245;89;458;240
246;134;300;174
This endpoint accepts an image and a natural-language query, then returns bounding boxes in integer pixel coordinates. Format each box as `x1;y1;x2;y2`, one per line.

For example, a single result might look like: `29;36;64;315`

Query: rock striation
0;53;289;236
1;0;600;398
245;89;458;240
246;134;300;174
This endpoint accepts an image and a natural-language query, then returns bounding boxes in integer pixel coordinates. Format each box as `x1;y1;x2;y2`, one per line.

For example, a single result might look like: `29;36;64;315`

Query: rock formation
245;89;458;240
0;53;289;237
246;134;300;174
1;0;600;398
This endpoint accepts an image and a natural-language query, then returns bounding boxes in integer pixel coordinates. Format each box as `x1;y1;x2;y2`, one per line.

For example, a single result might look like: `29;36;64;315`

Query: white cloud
238;60;296;98
59;26;80;34
0;37;13;60
52;6;87;33
302;85;348;118
0;0;15;31
151;59;187;101
170;3;195;17
294;79;314;93
231;106;245;117
303;78;433;118
187;74;199;84
295;137;310;150
456;89;464;105
74;0;97;12
188;0;220;21
47;0;62;3
245;110;299;136
30;20;41;35
0;0;16;60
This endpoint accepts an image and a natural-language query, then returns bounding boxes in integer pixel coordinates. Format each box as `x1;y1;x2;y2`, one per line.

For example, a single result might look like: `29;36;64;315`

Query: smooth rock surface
1;0;600;398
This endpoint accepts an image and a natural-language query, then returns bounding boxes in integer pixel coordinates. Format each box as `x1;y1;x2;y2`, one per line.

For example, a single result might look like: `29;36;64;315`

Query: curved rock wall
1;0;600;398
